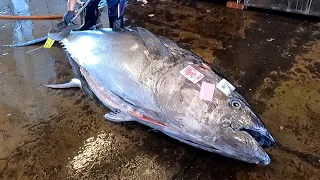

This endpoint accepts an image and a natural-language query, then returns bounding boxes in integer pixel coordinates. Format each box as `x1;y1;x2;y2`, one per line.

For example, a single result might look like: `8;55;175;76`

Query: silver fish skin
59;27;275;165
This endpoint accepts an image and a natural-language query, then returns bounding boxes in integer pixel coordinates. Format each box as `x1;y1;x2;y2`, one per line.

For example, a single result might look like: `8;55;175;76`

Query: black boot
76;8;99;31
109;16;124;29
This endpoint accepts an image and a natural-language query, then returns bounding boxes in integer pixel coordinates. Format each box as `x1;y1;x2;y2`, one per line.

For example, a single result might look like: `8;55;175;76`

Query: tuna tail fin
137;27;172;60
42;78;82;89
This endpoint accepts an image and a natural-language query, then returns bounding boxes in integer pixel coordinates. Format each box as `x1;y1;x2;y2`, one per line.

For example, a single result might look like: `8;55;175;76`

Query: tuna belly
80;67;169;128
80;67;134;113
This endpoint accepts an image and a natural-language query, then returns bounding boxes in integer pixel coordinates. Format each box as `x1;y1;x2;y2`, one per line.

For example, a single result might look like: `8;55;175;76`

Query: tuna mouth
220;127;272;165
240;128;275;148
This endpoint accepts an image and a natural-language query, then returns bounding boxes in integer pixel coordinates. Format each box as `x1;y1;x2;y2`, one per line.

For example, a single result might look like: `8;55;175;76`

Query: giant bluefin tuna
45;27;275;165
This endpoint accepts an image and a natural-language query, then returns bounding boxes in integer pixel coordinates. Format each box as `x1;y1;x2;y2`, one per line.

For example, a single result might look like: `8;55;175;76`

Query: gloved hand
63;11;75;25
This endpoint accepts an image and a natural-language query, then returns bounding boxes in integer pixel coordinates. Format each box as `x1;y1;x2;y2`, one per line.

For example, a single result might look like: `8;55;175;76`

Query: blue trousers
80;0;127;29
87;0;127;20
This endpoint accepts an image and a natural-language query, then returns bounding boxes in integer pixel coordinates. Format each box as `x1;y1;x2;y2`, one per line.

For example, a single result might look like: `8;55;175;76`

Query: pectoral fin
104;111;135;122
43;78;82;89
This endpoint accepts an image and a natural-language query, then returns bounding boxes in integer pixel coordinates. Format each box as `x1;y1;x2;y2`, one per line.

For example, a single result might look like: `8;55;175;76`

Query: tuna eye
230;99;241;109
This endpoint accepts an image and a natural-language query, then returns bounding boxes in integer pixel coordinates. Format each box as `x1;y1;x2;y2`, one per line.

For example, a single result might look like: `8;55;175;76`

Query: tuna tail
3;36;48;47
42;78;82;89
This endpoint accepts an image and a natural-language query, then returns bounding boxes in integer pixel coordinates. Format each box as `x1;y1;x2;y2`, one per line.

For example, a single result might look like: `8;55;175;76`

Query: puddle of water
0;0;67;168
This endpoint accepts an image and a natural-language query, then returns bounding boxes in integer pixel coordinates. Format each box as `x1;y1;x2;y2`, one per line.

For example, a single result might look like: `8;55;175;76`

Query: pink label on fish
199;82;215;101
180;65;204;83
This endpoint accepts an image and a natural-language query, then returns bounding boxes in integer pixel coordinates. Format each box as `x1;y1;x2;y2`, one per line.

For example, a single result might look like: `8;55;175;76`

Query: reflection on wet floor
0;0;320;179
11;0;34;43
0;0;57;119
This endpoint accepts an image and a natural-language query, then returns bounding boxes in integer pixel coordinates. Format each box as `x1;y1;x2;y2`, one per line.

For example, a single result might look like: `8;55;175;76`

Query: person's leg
78;0;102;31
106;0;127;28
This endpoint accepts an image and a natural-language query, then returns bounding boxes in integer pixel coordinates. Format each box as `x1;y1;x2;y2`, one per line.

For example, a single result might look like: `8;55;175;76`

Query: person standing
63;0;127;30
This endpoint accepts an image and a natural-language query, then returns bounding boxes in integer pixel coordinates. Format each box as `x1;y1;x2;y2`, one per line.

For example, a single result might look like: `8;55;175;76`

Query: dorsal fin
137;27;172;59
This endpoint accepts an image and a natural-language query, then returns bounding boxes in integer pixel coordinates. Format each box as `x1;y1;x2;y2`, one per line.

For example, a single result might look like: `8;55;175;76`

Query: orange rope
0;11;79;20
0;14;63;20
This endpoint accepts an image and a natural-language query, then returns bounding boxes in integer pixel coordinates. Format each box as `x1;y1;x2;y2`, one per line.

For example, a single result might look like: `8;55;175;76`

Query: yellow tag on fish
43;37;55;49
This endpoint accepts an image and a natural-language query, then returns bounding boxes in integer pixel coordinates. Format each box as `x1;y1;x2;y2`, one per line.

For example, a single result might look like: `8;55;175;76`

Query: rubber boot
76;8;99;31
109;16;124;29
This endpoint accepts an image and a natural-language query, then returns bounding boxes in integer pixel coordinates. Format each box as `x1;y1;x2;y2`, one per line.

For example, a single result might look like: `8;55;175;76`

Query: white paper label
216;79;235;96
180;65;204;83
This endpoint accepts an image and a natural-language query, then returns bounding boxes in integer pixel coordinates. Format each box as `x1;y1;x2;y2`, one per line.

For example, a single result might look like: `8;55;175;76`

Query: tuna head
209;90;275;165
137;27;275;164
153;55;275;165
157;64;275;164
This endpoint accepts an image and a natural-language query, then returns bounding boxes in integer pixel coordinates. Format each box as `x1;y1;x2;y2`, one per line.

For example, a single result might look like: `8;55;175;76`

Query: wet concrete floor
0;0;319;179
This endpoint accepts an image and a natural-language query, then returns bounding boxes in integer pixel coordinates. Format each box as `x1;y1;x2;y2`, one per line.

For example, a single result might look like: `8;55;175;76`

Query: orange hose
0;14;63;20
0;11;80;20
